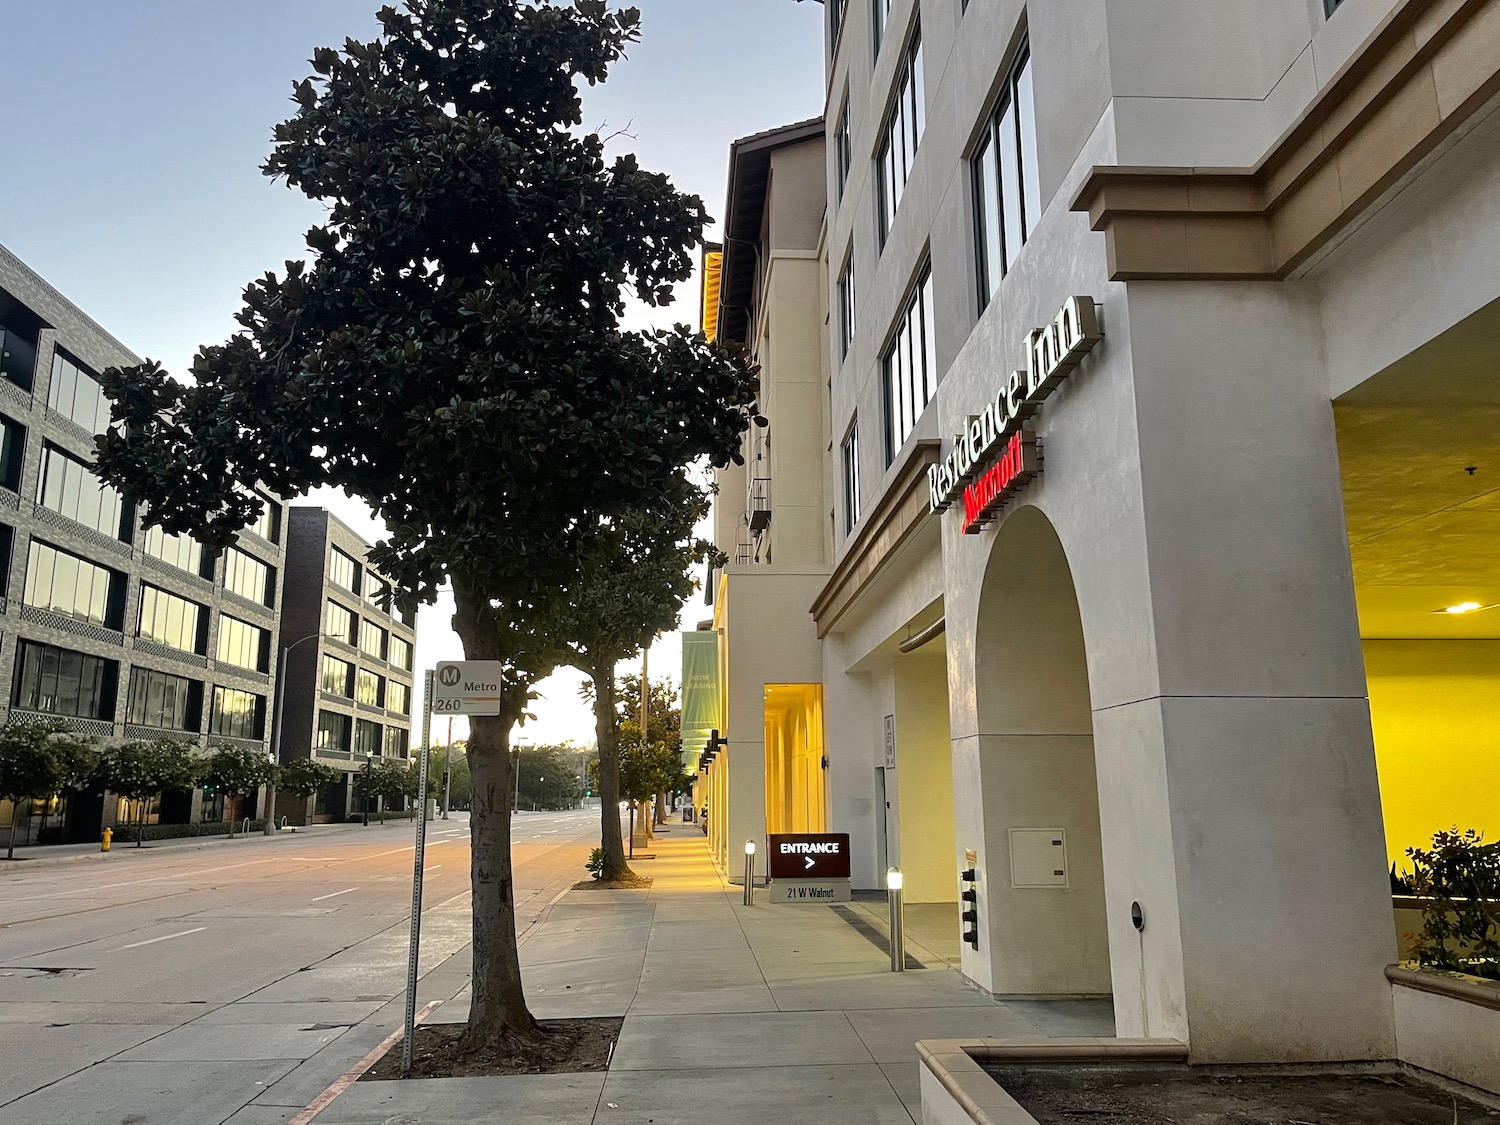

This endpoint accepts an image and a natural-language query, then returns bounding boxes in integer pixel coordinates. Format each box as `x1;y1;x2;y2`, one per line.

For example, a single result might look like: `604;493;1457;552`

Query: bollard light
743;839;756;906
745;839;757;855
887;865;906;973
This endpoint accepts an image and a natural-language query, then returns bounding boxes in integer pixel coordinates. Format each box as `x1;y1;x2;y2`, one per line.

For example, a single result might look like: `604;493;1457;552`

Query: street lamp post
265;632;322;836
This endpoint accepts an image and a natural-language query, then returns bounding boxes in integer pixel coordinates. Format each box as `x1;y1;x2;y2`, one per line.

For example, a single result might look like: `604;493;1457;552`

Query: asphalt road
0;808;600;1124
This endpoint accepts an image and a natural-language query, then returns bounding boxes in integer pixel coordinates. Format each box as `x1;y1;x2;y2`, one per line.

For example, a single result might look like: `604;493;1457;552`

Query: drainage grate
830;905;924;969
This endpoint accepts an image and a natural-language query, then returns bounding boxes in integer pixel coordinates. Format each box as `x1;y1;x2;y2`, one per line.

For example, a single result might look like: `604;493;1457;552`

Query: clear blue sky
1;0;825;746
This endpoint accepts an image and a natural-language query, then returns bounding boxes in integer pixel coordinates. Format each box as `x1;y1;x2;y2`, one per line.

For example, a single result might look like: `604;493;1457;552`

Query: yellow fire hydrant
101;827;112;853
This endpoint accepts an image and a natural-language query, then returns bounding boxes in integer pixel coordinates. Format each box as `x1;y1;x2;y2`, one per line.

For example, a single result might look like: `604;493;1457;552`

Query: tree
0;721;97;859
202;744;278;837
356;759;413;821
91;0;755;1053
407;748;443;804
617;672;682;824
96;739;200;847
277;757;342;820
589;720;684;841
515;744;583;810
561;502;713;879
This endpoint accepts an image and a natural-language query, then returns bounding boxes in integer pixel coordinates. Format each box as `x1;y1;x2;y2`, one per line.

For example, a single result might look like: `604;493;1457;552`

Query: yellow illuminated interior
763;684;826;835
700;250;723;343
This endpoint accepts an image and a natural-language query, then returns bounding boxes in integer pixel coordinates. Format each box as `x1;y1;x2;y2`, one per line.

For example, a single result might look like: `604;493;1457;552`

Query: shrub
117;819;269;843
585;847;606;880
1406;828;1500;981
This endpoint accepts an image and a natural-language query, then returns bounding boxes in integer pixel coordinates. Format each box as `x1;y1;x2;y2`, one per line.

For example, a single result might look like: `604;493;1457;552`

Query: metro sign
928;296;1102;528
768;833;852;880
430;660;503;716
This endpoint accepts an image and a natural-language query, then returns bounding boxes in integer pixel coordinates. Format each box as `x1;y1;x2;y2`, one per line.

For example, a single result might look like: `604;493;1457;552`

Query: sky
0;0;826;747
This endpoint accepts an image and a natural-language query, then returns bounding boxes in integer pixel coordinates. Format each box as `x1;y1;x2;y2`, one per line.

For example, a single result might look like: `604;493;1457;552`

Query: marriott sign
927;296;1103;533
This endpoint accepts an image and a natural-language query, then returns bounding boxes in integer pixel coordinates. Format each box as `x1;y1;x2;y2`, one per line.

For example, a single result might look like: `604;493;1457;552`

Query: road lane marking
117;927;207;950
310;888;360;902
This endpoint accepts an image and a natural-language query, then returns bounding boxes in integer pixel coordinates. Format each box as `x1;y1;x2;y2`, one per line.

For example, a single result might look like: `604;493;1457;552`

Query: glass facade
329;548;359;594
126;667;198;731
143;525;207;577
138;585;206;654
37;444;127;540
359;619;388;662
320;654;354;697
47;351;112;434
13;640;115;720
223;547;272;606
216;615;268;672
317;709;351;752
877;31;925;246
210;686;262;740
883;267;937;462
356;668;385;708
23;539;119;627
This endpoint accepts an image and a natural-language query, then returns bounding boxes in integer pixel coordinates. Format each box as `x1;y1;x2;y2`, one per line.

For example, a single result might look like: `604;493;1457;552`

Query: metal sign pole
401;669;435;1075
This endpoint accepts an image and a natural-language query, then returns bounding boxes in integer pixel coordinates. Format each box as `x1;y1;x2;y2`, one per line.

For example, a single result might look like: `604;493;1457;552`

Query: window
388;635;413;672
0;413;24;492
210;686;263;740
387;680;411;716
830;0;848;49
973;45;1040;306
837;251;857;361
1325;0;1345;14
883;267;938;462
356;669;386;708
138;585;207;655
842;422;862;534
127;668;200;732
355;718;382;756
876;30;925;246
364;573;388;611
24;540;122;627
325;600;357;645
216;615;268;673
47;351;112;434
359;619;388;662
223;547;272;606
384;726;408;758
0;322;38;391
329;548;359;594
872;0;891;55
316;709;350;752
12;641;115;720
834;102;852;202
37;444;128;540
248;492;281;544
321;654;355;698
143;525;209;578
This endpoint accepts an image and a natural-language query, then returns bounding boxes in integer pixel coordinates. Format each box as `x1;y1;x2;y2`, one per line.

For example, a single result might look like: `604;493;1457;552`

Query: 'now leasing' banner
680;630;722;769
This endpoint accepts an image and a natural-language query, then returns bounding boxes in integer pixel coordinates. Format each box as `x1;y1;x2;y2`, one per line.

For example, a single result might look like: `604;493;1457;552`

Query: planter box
1388;964;1500;1095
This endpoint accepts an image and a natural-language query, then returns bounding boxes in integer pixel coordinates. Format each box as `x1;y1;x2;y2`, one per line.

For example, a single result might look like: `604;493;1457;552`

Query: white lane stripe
310;887;359;902
118;927;207;950
424;865;442;873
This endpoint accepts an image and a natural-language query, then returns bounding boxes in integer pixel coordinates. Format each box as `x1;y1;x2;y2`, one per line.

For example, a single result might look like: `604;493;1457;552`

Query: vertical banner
680;630;722;772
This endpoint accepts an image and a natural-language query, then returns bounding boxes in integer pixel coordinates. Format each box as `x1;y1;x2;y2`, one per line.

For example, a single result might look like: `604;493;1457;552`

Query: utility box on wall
1009;828;1068;888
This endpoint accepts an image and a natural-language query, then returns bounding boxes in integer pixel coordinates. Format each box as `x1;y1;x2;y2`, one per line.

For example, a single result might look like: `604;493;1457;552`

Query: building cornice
811;439;939;639
1070;0;1500;280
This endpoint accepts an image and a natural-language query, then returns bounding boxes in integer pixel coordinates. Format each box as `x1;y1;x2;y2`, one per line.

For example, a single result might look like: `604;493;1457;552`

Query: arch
971;505;1112;997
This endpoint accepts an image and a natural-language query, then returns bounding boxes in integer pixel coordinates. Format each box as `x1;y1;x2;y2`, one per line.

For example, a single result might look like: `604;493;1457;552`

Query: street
0;809;597;1124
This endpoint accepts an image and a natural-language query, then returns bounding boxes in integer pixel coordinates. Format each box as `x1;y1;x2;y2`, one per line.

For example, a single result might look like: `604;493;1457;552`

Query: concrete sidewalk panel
626;982;778;1015
595;1064;915;1125
844;1005;1040;1062
770;970;1000;1012
0;1021;176;1105
252;1022;395;1108
114;1021;352;1062
193;1000;383;1026
316;1073;607;1124
609;1011;874;1070
1000;999;1116;1037
0;1058;300;1125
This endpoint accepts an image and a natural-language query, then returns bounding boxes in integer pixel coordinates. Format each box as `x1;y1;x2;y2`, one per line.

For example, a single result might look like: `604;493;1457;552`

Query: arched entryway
970;505;1111;997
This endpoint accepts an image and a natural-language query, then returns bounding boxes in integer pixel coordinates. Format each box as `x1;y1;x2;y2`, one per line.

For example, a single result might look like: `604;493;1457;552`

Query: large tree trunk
590;662;632;882
453;581;540;1050
6;803;19;860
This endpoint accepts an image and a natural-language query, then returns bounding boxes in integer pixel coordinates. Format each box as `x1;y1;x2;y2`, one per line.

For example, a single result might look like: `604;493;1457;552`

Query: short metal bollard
743;839;756;906
887;867;905;972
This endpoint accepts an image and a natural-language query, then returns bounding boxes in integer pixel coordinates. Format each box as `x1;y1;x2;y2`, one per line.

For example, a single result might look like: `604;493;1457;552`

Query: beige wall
894;654;957;904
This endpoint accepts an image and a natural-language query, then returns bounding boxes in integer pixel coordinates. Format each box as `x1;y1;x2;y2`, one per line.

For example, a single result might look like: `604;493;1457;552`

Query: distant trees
0;720;97;859
356;759;413;822
514;745;584;811
201;745;278;837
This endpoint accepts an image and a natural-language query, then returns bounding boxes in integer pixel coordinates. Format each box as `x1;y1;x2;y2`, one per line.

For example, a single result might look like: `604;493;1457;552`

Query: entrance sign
768;833;852;880
430;661;503;716
927;296;1102;529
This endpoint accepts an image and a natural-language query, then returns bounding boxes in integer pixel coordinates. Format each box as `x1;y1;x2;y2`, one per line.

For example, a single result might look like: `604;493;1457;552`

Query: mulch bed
571;872;653;890
362;1017;623;1080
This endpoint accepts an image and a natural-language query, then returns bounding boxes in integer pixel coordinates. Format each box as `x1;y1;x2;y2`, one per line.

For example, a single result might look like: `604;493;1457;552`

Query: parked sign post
401;669;436;1075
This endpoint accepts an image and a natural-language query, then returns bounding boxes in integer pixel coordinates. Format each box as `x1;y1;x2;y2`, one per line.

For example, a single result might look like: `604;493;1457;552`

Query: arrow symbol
804;856;815;871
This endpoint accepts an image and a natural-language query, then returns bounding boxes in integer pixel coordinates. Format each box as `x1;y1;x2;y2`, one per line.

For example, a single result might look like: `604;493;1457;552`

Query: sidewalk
311;824;1115;1125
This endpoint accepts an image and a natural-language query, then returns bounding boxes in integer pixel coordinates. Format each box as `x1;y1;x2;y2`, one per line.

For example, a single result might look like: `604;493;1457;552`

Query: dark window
37;443;128;540
0;414;25;493
127;667;201;731
355;718;382;756
838;251;856;361
223;547;272;606
1325;0;1345;15
871;0;891;56
834;102;852;202
830;0;848;50
0;309;40;391
138;585;208;654
883;266;937;463
876;30;925;247
316;709;351;752
24;539;124;628
0;523;13;599
13;640;116;720
210;686;264;740
47;351;112;434
216;615;269;673
842;422;861;535
973;43;1040;308
384;726;408;757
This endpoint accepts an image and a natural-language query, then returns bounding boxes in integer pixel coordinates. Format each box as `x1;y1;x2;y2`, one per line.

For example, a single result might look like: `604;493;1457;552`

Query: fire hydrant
101;827;112;853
